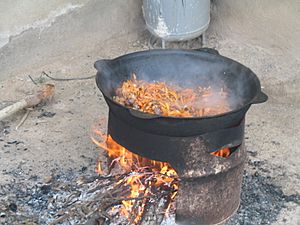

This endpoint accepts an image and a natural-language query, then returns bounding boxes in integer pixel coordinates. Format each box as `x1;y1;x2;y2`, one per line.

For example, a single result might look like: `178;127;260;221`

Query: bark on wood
0;84;55;121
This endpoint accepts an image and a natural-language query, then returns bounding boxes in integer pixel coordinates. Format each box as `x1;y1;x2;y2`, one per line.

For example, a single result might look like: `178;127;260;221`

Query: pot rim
95;49;267;120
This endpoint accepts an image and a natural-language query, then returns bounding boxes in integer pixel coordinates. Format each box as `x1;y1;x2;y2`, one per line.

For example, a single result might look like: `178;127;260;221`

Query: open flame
91;75;233;223
92;131;178;224
92;130;231;224
211;148;231;157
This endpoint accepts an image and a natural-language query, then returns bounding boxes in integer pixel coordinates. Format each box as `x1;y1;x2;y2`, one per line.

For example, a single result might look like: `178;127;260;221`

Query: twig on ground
42;71;95;81
15;108;33;130
48;213;69;225
28;75;38;85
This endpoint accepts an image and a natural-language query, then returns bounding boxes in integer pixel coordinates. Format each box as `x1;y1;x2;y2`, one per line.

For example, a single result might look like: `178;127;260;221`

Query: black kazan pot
94;48;267;224
94;48;267;162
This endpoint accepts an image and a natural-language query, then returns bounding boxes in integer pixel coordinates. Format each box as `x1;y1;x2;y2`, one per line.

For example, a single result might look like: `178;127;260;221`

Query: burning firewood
0;84;55;122
46;171;172;225
87;74;234;224
91;132;178;225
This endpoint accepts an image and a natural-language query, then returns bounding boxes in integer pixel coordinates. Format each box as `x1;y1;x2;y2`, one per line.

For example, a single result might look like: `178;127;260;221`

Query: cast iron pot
95;48;267;137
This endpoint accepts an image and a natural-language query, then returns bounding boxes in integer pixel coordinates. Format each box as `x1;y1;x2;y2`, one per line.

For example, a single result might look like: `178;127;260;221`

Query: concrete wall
210;0;300;60
0;0;88;48
0;0;143;80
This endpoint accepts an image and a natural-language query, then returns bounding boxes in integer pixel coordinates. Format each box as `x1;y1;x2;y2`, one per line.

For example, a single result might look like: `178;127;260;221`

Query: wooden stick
0;84;55;121
48;213;69;225
15;108;33;130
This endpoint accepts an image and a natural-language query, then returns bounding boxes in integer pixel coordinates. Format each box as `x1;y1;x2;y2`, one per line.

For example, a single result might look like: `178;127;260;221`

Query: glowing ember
113;73;230;117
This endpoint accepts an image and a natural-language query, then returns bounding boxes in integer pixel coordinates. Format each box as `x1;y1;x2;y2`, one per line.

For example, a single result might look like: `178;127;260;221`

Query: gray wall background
0;0;299;80
210;0;300;60
0;0;143;80
0;0;89;48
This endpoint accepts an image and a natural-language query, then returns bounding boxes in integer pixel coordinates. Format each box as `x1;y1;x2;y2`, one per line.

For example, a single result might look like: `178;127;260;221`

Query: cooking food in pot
113;73;230;117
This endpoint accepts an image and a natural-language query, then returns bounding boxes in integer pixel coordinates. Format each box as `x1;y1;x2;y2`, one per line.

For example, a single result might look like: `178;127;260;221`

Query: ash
225;159;300;225
0;159;299;225
159;158;300;225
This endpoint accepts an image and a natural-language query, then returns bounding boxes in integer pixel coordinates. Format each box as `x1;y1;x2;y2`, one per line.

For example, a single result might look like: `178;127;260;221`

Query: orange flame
92;129;231;224
92;74;233;223
211;148;231;157
92;133;178;224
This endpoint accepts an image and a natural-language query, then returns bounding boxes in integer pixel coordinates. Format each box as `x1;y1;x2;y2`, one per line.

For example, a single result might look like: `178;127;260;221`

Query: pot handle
251;91;268;104
194;48;220;55
94;59;113;73
129;109;161;119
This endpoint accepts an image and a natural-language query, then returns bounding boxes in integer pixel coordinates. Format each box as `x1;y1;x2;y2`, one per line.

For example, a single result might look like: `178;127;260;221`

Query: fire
92;75;233;223
211;148;231;157
92;133;178;224
92;131;230;224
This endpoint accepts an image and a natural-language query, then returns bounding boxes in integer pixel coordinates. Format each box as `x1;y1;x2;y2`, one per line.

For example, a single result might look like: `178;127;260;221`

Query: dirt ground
1;4;300;223
0;33;299;224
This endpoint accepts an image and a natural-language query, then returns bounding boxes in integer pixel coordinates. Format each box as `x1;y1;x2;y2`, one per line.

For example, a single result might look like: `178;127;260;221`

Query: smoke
95;50;259;113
